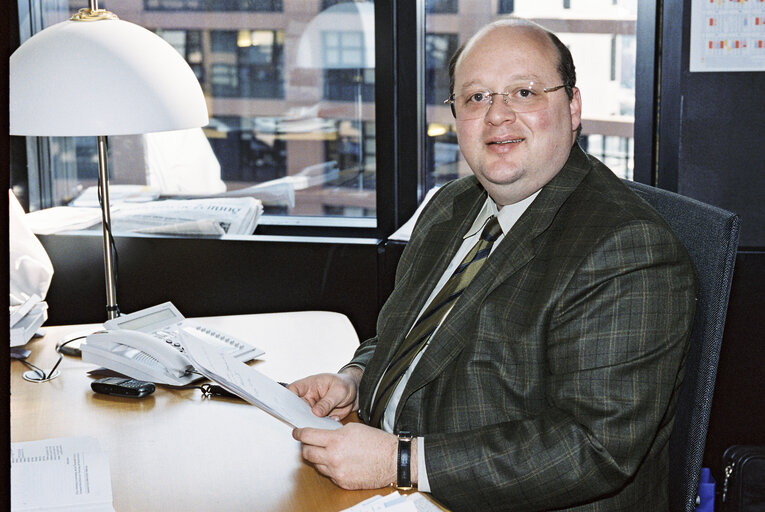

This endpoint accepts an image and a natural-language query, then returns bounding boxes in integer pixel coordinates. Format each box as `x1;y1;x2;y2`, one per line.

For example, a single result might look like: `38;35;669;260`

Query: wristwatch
396;431;413;490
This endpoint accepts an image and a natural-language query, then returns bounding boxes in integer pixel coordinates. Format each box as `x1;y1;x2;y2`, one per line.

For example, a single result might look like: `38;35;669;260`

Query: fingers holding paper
287;367;362;421
292;423;399;490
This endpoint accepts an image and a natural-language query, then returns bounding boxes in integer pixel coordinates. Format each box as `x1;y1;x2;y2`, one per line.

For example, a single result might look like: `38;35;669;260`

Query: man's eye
516;88;535;99
467;92;487;103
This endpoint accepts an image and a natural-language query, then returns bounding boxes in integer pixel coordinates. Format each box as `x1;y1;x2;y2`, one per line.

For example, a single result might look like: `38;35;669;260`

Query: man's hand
287;367;362;421
292;423;401;490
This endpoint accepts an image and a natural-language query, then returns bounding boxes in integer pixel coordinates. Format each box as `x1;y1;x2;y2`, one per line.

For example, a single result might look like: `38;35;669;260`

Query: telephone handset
80;302;264;386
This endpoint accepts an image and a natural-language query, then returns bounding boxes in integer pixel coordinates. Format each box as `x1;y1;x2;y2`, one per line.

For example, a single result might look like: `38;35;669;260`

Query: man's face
453;26;581;206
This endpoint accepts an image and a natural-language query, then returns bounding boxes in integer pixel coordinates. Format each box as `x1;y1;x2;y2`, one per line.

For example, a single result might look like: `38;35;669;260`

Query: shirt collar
464;191;541;240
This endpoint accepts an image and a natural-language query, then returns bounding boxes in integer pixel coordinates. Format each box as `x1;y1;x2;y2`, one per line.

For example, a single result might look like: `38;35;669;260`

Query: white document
179;329;342;430
11;436;114;512
340;491;441;512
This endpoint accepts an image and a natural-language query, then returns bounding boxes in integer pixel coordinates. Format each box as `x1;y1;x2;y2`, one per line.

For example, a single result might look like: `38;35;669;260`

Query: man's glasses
444;81;568;120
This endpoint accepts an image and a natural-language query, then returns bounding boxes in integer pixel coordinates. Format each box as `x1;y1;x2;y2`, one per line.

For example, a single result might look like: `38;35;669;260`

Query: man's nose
485;93;517;123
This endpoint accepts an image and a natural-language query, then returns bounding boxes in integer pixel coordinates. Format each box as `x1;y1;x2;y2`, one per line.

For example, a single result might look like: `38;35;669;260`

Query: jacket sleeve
423;219;697;511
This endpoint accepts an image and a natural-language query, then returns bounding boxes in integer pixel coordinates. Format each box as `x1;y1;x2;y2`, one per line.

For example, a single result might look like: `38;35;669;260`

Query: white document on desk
180;329;341;430
11;436;114;511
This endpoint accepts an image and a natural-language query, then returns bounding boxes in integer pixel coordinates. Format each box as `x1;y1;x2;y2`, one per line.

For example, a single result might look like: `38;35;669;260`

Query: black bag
721;445;765;512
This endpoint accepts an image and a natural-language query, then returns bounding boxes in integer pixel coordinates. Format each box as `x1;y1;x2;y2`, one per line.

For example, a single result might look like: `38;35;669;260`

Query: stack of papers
11;436;114;511
10;294;48;347
342;491;444;512
25;196;263;236
179;328;341;430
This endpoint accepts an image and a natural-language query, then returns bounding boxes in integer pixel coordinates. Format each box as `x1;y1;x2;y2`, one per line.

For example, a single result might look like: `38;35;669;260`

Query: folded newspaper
111;197;262;235
26;197;262;236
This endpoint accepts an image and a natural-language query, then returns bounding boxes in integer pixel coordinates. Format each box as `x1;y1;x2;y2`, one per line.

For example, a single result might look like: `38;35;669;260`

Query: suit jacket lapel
396;145;592;422
360;183;487;411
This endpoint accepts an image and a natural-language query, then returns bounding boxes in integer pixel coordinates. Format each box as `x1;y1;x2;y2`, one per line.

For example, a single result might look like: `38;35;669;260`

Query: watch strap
396;431;413;490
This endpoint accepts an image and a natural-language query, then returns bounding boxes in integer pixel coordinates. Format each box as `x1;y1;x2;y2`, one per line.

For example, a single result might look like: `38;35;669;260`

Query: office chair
624;180;741;512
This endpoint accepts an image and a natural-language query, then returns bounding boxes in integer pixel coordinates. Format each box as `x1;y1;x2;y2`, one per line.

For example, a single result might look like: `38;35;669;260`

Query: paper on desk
340;491;442;512
11;436;115;511
179;329;341;430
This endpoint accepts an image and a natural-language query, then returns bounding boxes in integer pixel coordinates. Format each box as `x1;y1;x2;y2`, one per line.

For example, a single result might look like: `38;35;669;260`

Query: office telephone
80;302;264;386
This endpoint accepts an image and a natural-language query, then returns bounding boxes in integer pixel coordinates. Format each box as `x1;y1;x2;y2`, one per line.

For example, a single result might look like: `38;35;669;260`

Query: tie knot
480;216;502;243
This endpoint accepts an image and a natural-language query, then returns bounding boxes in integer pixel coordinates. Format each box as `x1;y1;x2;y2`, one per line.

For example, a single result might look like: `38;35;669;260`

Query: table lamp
10;0;209;321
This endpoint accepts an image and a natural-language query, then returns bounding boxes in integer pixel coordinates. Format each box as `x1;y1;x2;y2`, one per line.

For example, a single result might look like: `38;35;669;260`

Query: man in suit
290;18;697;510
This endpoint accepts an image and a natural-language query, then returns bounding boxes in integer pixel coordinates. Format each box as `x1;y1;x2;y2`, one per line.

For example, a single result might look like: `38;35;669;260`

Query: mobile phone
91;377;156;398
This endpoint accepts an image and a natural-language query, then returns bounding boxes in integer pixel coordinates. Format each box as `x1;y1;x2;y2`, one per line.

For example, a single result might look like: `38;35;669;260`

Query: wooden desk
11;311;397;512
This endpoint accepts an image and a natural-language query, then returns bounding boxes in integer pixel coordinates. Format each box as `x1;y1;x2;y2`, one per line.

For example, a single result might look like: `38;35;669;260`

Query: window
322;31;375;102
425;0;457;14
13;0;643;239
14;0;377;228
144;0;283;11
210;30;285;98
424;0;637;187
498;0;515;14
425;33;458;106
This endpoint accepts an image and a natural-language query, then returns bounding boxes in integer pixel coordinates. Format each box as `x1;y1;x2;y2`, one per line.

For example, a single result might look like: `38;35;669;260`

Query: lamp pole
96;135;119;319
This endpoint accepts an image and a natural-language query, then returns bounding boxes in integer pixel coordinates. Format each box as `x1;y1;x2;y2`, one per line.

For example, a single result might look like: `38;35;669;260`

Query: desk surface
11;311;400;512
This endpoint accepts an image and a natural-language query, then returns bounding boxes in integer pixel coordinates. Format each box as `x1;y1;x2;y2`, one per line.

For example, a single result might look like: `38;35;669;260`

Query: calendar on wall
690;0;765;72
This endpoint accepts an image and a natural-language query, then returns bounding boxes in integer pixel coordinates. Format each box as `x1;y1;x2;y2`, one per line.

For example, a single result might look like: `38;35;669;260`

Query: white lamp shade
10;17;209;136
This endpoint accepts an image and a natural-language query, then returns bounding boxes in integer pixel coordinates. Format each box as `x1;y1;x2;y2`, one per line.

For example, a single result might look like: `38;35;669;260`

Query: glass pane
424;0;636;195
21;0;376;226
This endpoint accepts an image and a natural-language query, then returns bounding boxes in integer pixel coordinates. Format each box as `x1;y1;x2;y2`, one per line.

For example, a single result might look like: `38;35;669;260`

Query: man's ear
569;87;582;133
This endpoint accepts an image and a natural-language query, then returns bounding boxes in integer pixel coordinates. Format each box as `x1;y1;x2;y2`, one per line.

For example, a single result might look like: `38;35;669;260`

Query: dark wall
654;0;765;485
703;251;765;480
39;232;388;342
657;0;765;248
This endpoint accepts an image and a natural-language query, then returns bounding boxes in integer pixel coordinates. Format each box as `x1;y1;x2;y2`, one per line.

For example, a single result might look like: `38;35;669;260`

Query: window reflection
29;0;376;225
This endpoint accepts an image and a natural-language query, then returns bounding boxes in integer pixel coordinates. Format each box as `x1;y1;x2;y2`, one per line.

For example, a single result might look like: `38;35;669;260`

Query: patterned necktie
369;216;503;428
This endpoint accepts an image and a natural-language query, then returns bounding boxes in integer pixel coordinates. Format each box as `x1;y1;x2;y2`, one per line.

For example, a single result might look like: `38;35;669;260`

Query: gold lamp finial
70;7;119;21
70;0;118;21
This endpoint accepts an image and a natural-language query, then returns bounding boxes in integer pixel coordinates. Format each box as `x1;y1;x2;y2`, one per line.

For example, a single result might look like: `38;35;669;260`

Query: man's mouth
487;137;524;145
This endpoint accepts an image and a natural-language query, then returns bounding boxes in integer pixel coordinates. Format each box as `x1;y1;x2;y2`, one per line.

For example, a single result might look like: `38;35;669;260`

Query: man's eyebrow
457;74;547;91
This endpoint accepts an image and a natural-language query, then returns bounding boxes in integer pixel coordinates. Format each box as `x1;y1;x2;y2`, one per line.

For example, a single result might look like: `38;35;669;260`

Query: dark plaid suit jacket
349;144;698;511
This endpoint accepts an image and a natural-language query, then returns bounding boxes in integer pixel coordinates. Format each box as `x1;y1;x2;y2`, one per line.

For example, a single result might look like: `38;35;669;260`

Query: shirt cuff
417;437;431;492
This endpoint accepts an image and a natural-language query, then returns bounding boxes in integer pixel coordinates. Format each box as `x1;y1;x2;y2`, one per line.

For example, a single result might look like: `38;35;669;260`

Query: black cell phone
91;377;156;398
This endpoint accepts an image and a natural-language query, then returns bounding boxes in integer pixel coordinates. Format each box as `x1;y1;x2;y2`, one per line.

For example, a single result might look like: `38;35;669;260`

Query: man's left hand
292;423;399;489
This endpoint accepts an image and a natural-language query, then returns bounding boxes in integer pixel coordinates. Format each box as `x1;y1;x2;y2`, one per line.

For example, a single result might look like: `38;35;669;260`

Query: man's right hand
287;367;363;421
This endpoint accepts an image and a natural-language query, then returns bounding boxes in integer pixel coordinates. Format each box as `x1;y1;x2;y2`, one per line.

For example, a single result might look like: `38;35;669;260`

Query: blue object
695;467;716;512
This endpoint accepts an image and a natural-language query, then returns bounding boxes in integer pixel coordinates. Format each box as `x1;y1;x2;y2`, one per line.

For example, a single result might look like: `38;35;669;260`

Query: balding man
291;18;697;510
